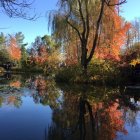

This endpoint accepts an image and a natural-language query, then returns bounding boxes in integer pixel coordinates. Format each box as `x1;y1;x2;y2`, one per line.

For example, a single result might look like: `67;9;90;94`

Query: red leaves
29;45;48;66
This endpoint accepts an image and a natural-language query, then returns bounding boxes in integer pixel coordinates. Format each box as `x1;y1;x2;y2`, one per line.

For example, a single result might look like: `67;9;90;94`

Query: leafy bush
55;61;121;85
55;65;82;83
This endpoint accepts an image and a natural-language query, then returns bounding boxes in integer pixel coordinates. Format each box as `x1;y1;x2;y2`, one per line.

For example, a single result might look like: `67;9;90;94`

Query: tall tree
0;49;11;65
0;32;6;49
7;37;21;61
95;8;131;61
20;44;28;66
29;36;48;66
15;32;25;47
49;0;127;72
42;35;61;53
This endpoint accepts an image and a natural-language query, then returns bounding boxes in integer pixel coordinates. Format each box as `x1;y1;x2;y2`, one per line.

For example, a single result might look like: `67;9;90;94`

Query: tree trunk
81;41;88;74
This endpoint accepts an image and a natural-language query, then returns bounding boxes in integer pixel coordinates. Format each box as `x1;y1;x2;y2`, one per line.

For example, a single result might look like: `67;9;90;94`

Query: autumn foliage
94;5;131;61
64;1;131;66
29;45;48;66
10;81;21;88
65;42;80;65
92;100;127;140
7;37;21;61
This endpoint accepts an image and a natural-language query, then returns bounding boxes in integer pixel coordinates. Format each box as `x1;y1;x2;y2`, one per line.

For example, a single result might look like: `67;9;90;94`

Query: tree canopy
49;0;127;71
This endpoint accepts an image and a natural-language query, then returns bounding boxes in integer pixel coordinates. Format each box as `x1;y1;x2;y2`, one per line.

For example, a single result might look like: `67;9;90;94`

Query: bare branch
85;0;90;42
66;18;82;42
77;0;86;39
0;0;37;20
87;0;105;63
105;0;127;6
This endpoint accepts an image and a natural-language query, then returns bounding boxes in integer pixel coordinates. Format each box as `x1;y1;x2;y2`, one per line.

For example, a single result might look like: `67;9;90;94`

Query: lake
0;73;140;140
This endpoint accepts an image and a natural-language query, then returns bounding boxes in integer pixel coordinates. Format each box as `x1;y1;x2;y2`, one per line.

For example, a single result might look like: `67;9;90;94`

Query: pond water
0;73;140;140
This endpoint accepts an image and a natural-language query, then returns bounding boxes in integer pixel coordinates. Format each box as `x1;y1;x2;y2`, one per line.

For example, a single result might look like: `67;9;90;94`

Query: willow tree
49;0;127;72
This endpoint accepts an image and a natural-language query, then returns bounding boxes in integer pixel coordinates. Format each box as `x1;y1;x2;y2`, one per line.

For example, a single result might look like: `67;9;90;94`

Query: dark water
0;73;140;140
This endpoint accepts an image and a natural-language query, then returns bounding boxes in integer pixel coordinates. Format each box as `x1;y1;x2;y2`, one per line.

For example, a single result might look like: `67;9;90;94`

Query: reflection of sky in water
1;74;140;140
0;89;52;140
116;109;140;140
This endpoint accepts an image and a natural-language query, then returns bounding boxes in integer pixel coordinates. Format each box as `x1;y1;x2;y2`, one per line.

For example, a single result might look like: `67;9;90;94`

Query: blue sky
0;0;58;46
121;0;140;21
0;0;140;46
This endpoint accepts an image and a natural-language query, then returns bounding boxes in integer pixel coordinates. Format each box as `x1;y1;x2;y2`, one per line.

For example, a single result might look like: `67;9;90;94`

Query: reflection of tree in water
0;77;22;108
0;96;4;107
47;86;127;140
0;74;61;109
6;95;22;108
0;73;21;84
47;92;80;140
124;108;138;128
2;74;140;139
0;74;62;109
95;100;127;140
9;80;21;88
120;94;140;132
0;93;22;108
26;75;61;109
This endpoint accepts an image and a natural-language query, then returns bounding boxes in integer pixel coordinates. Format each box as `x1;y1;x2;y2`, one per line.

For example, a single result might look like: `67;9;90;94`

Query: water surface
0;73;140;140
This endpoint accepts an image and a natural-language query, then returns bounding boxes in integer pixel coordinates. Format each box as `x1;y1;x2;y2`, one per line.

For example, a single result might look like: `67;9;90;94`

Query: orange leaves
10;81;21;88
92;99;127;140
64;0;131;65
94;4;131;62
7;37;21;61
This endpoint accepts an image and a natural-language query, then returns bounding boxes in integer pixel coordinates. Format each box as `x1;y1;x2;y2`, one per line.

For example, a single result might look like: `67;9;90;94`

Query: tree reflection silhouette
1;74;140;140
0;74;60;108
78;96;95;140
46;86;128;140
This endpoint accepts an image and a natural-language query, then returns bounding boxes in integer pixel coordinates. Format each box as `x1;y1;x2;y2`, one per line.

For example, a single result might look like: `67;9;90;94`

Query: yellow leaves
130;59;140;66
0;67;5;73
48;50;63;67
91;75;101;80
